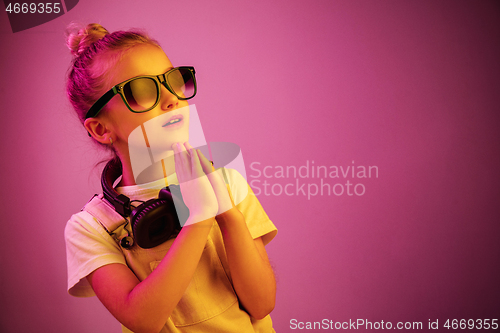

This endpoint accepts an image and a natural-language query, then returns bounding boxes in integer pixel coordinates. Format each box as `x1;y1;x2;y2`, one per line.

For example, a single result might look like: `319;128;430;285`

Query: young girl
64;23;277;333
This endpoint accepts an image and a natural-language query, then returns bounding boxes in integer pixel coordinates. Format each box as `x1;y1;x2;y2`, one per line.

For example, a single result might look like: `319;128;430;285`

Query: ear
84;117;114;145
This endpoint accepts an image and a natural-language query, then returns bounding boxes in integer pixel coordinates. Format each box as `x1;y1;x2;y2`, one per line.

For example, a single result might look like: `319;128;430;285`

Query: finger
173;142;191;182
189;147;204;176
176;142;189;155
197;150;225;186
208;168;235;214
172;143;181;168
184;143;207;176
176;142;191;165
196;149;213;174
183;142;196;170
172;144;186;181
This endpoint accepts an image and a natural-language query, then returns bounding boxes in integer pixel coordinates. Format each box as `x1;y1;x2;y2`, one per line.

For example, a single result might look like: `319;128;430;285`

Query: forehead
109;44;173;86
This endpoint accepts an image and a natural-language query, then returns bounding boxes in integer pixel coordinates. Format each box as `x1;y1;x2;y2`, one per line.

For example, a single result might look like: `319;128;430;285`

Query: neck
118;150;176;187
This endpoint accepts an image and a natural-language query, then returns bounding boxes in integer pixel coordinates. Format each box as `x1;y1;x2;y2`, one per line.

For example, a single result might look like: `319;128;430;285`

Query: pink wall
1;0;499;331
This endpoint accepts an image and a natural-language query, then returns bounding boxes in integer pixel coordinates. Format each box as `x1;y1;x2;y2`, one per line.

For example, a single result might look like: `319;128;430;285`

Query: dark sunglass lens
167;68;195;99
123;78;158;111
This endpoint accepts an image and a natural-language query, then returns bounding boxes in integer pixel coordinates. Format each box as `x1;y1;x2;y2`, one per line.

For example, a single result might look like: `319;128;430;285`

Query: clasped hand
172;142;234;225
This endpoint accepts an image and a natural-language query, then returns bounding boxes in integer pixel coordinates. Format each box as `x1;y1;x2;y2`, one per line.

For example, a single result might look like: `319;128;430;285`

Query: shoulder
65;197;127;297
65;209;108;243
65;194;122;242
64;203;124;259
220;168;278;245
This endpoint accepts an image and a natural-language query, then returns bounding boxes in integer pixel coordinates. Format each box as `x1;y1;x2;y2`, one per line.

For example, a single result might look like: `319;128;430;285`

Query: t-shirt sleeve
223;168;277;245
64;211;127;297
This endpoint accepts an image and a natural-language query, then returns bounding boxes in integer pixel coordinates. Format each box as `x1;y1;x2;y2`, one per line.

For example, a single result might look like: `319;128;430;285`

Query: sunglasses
85;66;197;119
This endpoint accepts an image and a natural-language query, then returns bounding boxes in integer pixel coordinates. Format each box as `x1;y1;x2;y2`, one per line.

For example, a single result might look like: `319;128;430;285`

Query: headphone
101;158;189;249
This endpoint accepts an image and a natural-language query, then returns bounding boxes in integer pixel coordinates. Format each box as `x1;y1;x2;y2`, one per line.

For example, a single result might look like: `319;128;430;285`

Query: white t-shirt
65;168;277;332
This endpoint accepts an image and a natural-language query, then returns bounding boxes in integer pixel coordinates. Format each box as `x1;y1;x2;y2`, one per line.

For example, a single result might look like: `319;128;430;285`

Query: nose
159;84;179;111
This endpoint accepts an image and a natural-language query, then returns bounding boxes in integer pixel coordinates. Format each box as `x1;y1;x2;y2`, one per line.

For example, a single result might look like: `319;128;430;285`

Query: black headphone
101;158;189;249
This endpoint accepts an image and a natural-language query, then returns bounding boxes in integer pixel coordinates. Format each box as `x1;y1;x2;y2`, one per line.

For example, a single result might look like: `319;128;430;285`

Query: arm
88;143;219;333
87;218;214;333
216;209;276;319
190;146;276;319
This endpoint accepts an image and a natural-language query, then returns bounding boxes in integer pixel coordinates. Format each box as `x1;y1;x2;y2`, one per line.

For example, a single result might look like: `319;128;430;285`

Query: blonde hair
65;23;160;124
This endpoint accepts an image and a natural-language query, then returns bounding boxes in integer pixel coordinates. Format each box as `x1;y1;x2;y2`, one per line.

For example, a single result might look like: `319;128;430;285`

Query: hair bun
66;23;109;56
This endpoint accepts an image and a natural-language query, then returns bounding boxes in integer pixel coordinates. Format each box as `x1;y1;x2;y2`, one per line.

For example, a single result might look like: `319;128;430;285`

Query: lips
162;114;184;128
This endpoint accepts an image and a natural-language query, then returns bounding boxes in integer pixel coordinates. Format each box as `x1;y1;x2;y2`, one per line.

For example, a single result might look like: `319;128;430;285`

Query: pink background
1;0;499;331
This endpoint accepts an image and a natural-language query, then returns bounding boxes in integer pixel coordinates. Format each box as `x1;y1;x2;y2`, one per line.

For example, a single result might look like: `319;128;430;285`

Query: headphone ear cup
160;185;190;227
130;199;180;249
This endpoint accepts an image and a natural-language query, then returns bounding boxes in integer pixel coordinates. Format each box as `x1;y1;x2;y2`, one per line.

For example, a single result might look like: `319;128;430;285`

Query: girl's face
97;43;190;151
